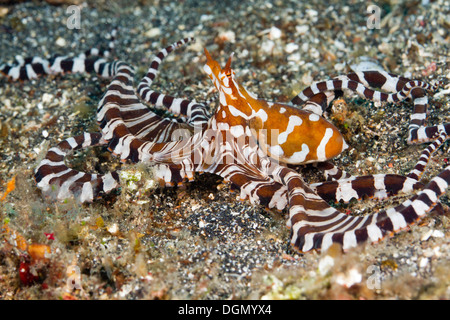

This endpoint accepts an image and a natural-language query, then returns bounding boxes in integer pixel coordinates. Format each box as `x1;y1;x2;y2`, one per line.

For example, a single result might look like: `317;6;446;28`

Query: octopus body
2;37;449;253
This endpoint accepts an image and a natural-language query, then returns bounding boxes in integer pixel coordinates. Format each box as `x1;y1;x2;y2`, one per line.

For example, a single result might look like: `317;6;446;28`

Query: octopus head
203;48;238;102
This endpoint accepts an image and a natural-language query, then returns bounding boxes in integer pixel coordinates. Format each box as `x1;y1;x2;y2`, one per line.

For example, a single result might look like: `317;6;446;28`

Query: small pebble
55;37;66;47
285;43;299;54
419;257;429;268
145;27;161;38
295;25;309;35
268;26;282;40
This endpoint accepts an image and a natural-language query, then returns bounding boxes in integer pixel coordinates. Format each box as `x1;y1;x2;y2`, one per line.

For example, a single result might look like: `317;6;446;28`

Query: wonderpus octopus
1;36;449;253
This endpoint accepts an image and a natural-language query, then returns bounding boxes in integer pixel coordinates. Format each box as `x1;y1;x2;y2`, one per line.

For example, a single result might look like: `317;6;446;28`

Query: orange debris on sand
0;175;16;201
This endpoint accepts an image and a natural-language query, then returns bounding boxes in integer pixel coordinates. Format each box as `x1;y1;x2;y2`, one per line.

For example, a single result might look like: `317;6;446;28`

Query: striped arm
0;55;123;81
96;63;193;142
313;161;353;181
292;77;436;106
0;56;50;80
310;174;423;203
270;164;450;252
341;72;448;144
95;60;197;164
137;89;211;126
311;131;449;203
291;70;447;145
409;123;450;144
138;38;194;89
407;130;448;180
34;133;120;203
216;157;438;224
1;29;118;81
215;162;288;211
136;38;210;125
301;91;339;116
151;163;195;187
34;133;201;203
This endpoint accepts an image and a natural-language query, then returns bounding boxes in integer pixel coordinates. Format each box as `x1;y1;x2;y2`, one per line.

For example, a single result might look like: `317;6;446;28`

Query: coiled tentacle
35;133;120;202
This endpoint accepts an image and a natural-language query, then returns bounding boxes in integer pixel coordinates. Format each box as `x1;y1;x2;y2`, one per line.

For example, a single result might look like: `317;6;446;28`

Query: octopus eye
225;72;232;77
